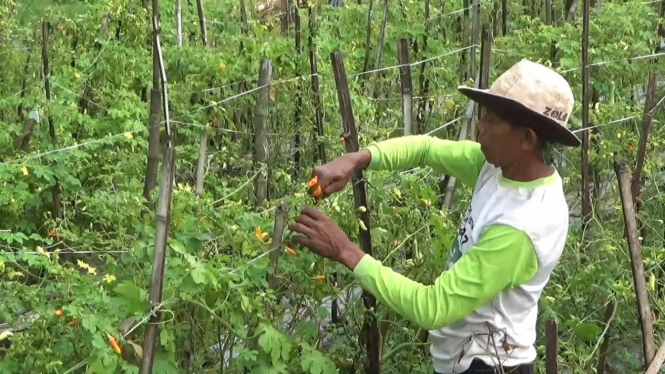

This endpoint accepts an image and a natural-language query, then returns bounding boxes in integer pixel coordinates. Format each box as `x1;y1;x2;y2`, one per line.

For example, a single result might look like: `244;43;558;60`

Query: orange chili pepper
340;136;345;142
309;175;318;187
315;275;325;282
313;185;323;198
394;241;399;248
285;247;296;255
55;309;63;317
108;334;122;354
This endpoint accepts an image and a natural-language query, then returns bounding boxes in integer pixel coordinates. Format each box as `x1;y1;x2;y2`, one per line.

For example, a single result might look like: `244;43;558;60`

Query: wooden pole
176;0;182;48
281;0;290;35
308;4;325;164
502;0;507;35
443;71;479;209
194;0;209;197
266;202;289;317
596;301;616;374
470;0;480;79
143;0;162;205
397;38;413;136
477;24;492;124
254;60;272;206
195;0;208;47
331;51;380;374
645;341;665;374
416;0;431;134
545;319;558;374
294;8;302;175
42;20;62;221
631;73;659;202
613;154;656;366
139;15;175;374
581;0;592;224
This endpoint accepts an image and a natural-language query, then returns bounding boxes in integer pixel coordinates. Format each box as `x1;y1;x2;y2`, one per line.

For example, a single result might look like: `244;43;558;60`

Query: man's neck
501;158;555;182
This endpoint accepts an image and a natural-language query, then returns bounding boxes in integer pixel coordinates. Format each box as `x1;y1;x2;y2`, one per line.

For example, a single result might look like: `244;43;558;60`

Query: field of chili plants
0;0;664;373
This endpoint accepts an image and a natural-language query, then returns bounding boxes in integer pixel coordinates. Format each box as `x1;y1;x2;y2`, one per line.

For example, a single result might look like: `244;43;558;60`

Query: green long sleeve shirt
352;135;541;331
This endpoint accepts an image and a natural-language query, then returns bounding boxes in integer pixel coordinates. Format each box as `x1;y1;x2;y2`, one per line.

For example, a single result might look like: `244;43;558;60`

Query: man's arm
355;135;486;188
347;225;539;331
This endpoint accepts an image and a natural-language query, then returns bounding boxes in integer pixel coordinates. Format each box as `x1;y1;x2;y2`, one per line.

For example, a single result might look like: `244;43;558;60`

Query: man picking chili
289;60;579;374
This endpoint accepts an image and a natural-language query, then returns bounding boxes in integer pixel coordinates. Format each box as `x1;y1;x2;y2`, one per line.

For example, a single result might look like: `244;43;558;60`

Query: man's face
476;110;528;168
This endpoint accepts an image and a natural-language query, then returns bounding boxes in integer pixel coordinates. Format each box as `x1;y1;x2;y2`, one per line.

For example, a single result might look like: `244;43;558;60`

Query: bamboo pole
195;0;209;197
580;0;592;224
308;3;325;164
397;38;413;136
41;20;62;221
596;301;616;374
331;51;380;374
139;14;176;374
545;319;558;374
143;0;162;205
254;60;272;206
613;154;656;366
176;0;182;48
631;73;659;202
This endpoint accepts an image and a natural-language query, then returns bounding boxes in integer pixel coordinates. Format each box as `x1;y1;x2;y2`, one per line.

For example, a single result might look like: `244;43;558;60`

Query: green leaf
168;239;187;255
300;344;338;374
573;323;603;341
257;323;292;364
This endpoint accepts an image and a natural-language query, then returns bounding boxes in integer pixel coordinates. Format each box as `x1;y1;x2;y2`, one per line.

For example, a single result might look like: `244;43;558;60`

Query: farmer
289;59;579;374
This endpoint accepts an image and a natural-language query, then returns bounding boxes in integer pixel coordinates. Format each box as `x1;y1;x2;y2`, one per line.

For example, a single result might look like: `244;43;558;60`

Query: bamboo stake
331;51;381;374
308;3;325;164
613;153;656;366
42;20;62;221
143;0;162;205
397;38;413;136
294;8;302;175
645;340;665;374
361;0;375;77
476;23;492;126
470;0;480;79
443;71;479;209
581;0;592;224
195;0;209;197
195;0;208;46
631;73;658;202
596;301;616;374
139;15;175;374
254;60;272;206
416;0;431;133
545;319;558;374
176;0;182;48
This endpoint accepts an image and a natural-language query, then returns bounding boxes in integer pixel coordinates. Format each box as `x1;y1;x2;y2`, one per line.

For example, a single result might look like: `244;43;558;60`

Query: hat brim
458;87;581;147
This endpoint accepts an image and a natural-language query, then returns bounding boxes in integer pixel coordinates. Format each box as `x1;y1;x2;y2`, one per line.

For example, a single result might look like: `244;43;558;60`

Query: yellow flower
124;132;133;139
255;227;269;242
103;274;117;284
21;166;29;176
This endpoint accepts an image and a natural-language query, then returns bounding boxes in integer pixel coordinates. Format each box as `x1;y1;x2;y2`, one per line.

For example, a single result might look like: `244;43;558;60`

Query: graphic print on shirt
446;205;474;269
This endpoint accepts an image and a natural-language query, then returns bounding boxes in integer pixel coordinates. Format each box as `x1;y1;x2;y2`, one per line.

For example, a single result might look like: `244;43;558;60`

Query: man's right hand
309;150;371;199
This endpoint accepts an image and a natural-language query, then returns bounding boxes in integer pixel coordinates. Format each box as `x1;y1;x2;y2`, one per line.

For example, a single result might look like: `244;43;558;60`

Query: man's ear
520;128;539;151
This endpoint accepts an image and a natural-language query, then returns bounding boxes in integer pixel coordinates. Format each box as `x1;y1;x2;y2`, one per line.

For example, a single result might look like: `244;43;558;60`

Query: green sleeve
363;135;486;188
351;224;539;331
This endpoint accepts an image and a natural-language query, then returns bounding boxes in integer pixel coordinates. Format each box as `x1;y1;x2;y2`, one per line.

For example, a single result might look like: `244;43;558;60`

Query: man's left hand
289;208;365;270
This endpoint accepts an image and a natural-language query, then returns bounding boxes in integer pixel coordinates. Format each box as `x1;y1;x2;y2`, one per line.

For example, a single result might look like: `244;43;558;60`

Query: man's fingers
288;222;316;237
323;178;347;195
294;214;317;228
301;207;328;221
291;235;316;249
